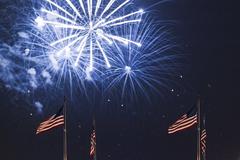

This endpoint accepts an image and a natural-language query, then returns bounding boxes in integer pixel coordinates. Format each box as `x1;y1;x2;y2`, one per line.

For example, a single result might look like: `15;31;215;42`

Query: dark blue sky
0;0;239;160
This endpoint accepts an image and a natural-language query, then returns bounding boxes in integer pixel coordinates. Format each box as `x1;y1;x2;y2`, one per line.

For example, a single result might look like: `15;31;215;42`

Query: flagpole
197;96;201;160
63;96;68;160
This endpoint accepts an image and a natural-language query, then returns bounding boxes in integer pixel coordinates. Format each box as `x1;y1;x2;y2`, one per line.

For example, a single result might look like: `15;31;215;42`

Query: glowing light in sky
103;18;177;100
35;0;144;75
1;0;180;100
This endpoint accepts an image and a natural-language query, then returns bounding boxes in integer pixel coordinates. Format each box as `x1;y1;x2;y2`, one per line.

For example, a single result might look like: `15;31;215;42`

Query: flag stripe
171;115;187;125
168;117;197;131
168;118;197;133
37;121;64;133
168;115;197;134
168;119;197;134
37;116;64;129
201;129;207;154
36;115;64;134
37;117;64;131
36;120;64;134
38;115;56;125
90;129;96;158
169;115;197;129
39;115;63;124
169;116;187;128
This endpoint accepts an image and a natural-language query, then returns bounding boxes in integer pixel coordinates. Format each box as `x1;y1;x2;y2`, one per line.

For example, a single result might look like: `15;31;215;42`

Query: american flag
36;106;64;134
201;128;207;154
168;107;197;134
90;128;96;160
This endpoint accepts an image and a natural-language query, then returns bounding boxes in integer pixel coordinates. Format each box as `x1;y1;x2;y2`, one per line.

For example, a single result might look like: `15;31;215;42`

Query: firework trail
0;0;181;104
23;0;143;82
103;17;180;100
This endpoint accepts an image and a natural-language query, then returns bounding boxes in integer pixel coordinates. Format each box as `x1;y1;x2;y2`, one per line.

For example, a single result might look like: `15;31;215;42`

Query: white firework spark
34;0;144;76
103;18;179;100
0;0;181;101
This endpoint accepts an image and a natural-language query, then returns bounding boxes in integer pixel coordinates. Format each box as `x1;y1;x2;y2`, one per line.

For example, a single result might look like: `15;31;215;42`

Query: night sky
0;0;240;160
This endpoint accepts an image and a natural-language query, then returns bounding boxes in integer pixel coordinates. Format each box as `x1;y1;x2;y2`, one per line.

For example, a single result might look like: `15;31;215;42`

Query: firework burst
0;0;181;102
32;0;143;79
103;18;179;100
